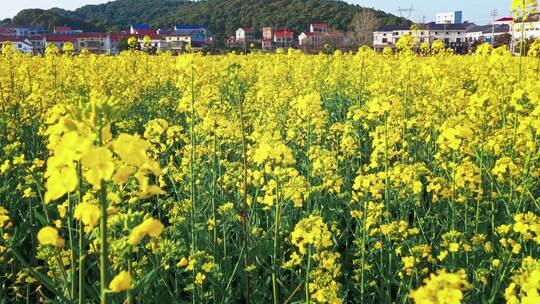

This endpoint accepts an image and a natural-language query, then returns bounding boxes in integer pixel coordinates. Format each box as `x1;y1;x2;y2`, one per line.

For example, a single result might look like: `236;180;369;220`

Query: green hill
7;0;410;44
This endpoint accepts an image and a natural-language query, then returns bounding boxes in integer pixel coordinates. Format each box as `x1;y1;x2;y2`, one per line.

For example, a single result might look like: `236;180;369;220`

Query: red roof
0;36;30;43
310;23;328;28
110;33;128;41
134;30;161;39
301;31;322;36
76;32;108;38
44;34;77;42
54;26;72;31
496;17;513;22
240;27;255;32
276;29;294;37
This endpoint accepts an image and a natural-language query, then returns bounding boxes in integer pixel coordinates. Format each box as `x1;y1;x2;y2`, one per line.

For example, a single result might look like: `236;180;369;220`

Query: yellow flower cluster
410;270;470;304
505;256;540;304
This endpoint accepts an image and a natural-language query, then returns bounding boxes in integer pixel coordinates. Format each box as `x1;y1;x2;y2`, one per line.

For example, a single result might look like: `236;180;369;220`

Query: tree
350;9;377;47
117;37;130;52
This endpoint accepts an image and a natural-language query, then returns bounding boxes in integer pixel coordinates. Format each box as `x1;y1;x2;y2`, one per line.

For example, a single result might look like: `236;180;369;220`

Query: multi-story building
274;29;294;48
511;19;540;40
0;37;34;53
373;22;474;51
235;27;255;43
53;26;83;35
10;26;46;37
465;24;510;45
165;26;211;53
262;27;274;50
76;32;110;54
310;23;328;33
136;31;166;52
43;34;77;51
298;31;323;48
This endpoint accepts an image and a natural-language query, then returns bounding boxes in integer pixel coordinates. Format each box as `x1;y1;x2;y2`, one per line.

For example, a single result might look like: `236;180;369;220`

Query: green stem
272;181;282;304
99;181;108;304
305;246;312;304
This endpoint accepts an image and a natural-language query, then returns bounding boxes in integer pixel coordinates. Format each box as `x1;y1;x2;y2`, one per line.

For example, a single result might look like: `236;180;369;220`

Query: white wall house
0;37;33;53
373;22;475;51
309;23;328;33
511;20;540;40
465;24;510;44
373;25;432;50
235;27;255;42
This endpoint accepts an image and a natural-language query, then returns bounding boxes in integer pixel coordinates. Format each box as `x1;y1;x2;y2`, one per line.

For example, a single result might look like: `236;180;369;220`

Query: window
444;38;450;44
457;32;461;34
421;31;424;35
383;33;387;36
456;38;461;43
446;32;449;35
81;42;85;47
393;32;399;36
382;38;388;43
435;32;439;35
18;44;22;48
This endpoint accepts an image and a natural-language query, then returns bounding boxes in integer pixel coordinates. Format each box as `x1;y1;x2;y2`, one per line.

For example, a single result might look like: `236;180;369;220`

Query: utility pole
490;9;498;46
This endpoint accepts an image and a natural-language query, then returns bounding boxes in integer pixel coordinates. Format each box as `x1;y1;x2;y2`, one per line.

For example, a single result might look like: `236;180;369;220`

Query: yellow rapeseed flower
109;271;132;292
74;202;101;228
37;226;64;248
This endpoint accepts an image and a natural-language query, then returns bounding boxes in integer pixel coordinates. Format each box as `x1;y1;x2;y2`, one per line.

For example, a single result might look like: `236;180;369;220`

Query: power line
490;9;497;46
397;6;415;19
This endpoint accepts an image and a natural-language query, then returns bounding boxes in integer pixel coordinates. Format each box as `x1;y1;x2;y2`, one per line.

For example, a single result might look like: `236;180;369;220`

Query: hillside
6;0;410;44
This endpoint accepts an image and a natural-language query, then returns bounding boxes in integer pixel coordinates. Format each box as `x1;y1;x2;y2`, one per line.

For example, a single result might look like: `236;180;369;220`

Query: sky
1;0;513;24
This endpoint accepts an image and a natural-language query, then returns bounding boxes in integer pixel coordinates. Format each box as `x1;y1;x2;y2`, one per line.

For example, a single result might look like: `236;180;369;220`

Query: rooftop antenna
397;6;415;19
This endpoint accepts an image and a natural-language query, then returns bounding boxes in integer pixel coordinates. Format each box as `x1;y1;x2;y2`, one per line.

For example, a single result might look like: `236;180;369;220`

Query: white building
0;37;34;53
309;23;328;33
436;11;463;24
235;27;255;42
373;22;475;51
511;20;540;40
465;24;510;44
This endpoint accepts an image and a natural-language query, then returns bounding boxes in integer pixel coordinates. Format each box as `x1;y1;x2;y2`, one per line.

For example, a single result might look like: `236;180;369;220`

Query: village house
165;26;211;54
465;24;510;46
262;27;274;50
53;26;83;35
298;31;323;48
10;26;46;37
76;32;110;54
0;36;34;53
43;34;77;51
236;27;255;44
511;17;540;41
274;29;294;48
373;22;474;52
310;23;328;33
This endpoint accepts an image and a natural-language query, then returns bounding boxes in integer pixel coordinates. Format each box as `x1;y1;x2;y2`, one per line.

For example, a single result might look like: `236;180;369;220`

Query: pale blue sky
1;0;513;25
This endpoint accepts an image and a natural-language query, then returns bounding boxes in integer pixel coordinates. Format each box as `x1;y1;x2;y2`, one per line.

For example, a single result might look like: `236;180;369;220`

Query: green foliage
8;0;409;46
10;9;100;32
